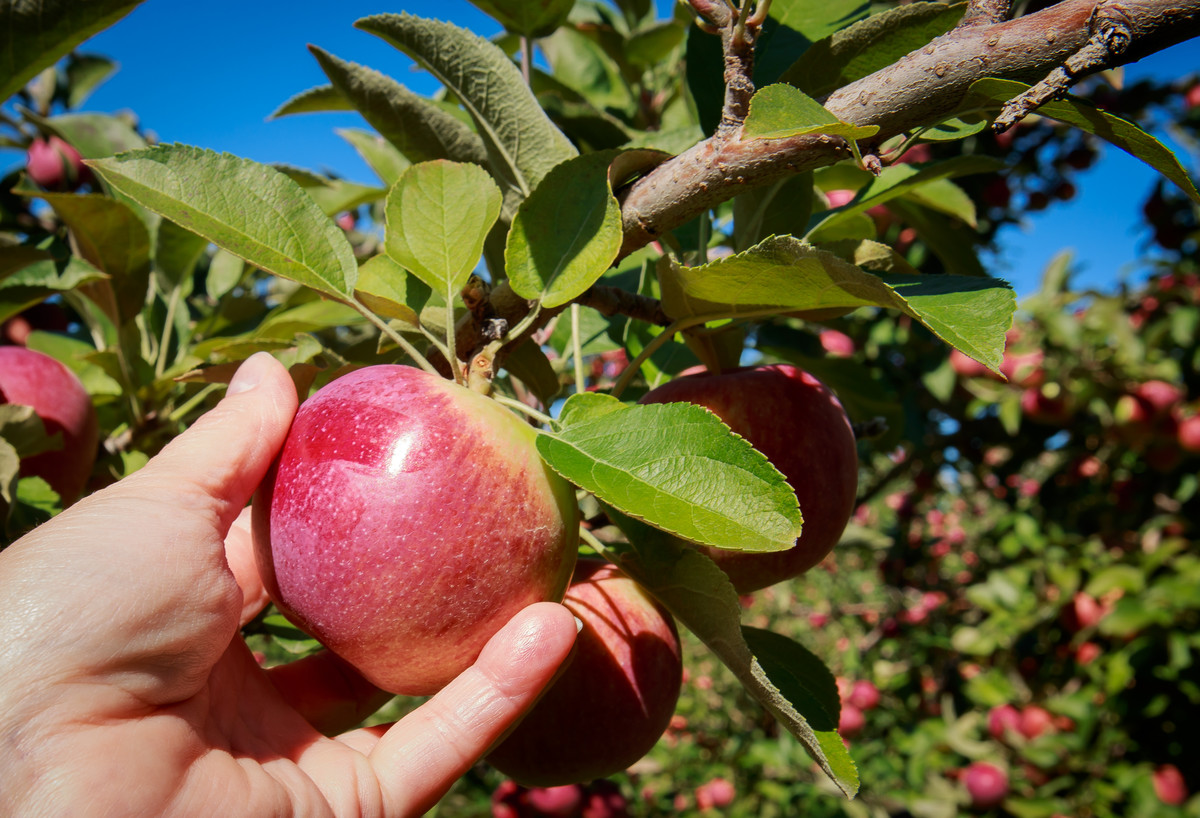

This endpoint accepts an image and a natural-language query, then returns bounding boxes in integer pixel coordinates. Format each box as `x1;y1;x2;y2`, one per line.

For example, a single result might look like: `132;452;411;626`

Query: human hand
0;352;578;817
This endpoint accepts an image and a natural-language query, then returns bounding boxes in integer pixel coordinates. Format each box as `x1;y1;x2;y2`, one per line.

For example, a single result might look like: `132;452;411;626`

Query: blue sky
10;1;1200;298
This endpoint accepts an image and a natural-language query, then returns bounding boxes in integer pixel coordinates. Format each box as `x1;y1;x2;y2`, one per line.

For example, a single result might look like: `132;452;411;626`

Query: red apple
1178;414;1200;453
950;348;995;380
581;780;629;818
964;762;1008;809
526;785;585;817
819;329;855;358
1018;705;1054;739
987;704;1021;741
0;346;98;505
695;777;736;810
1000;350;1044;388
638;365;858;593
849;680;881;711
487;559;683;786
25;135;88;191
1136;379;1184;414
1153;764;1188;805
839;702;865;737
253;364;579;696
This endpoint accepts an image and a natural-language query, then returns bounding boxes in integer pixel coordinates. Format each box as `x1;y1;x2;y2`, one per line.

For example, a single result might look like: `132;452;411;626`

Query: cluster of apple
835;677;881;739
491;779;629;818
249;359;860;786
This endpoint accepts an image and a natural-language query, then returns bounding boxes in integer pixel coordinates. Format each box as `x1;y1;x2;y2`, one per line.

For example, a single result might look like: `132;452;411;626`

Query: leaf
660;236;1014;372
385;160;502;299
337;128;411;187
155;218;210;287
965;78;1200;205
358;12;577;197
506;152;623;308
0;256;107;324
65;53;119;109
808;156;1001;239
466;0;574;37
733;172;814;253
887;199;986;278
769;0;870;42
301;177;386;218
354;252;432;328
743;84;879;141
205;248;245;302
625;20;687;67
781;2;965;98
608;513;859;798
537;396;802;553
40;111;147;159
88;144;359;302
0;404;60;459
501;341;561;407
308;47;489;169
0;244;54;283
0;0;146;102
271;84;353;117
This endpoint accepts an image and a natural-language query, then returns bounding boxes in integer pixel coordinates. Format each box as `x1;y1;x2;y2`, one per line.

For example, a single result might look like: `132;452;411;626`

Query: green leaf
354;252;432;328
0;244;54;283
308;47;489;169
0;404;60;459
965;78;1200;205
660;235;1014;373
466;0;574;37
769;0;870;42
88;144;359;302
625;20;687;67
0;0;146;102
781;2;965;98
506;151;623;308
733;172;815;253
887;199;986;278
744;84;879;141
0;256;107;325
65;53;119;109
300;177;386;218
609;514;859;798
271;84;353;117
808;156;1001;239
41;111;147;159
385;160;502;299
358;12;577;197
205;248;245;302
155;218;210;287
538;396;802;552
501;340;561;407
337;128;411;187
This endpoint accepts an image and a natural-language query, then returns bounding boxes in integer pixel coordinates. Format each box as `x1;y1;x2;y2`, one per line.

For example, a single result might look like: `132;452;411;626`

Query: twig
575;284;672;327
960;0;1011;27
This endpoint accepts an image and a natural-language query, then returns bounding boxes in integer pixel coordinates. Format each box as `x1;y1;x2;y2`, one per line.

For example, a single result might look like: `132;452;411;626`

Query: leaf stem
155;282;184;380
446;300;464;384
571;303;586;395
491;394;556;427
354;301;441;376
502;301;544;346
168;383;222;423
578;525;620;564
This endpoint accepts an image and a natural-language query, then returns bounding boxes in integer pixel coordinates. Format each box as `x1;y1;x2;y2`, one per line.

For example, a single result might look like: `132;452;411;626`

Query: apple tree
1;0;1198;813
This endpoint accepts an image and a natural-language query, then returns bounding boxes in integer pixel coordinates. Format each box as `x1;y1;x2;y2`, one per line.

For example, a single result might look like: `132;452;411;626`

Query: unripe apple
964;762;1008;809
987;704;1021;741
487;559;683;786
639;365;858;593
1153;764;1188;805
0;346;98;505
253;365;578;696
25;135;88;191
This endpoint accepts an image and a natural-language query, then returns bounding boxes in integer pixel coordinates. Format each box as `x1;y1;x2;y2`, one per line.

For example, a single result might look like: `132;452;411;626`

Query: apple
987;704;1021;741
25;135;88;191
487;558;683;786
950;348;995;380
526;784;585;817
581;780;629;818
253;364;579;696
638;365;858;593
695;777;735;810
1153;764;1188;805
848;679;880;711
1018;705;1054;739
0;346;98;505
963;762;1008;809
819;329;855;358
839;702;865;737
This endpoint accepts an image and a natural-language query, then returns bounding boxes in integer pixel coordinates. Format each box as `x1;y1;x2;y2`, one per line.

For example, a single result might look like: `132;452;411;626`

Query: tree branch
960;0;1011;27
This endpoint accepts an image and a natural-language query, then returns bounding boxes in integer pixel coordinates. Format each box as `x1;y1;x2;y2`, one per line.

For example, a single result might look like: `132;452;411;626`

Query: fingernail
228;352;272;396
574;616;584;633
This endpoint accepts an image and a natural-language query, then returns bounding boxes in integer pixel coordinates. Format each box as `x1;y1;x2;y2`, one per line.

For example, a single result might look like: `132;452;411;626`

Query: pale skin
0;352;578;817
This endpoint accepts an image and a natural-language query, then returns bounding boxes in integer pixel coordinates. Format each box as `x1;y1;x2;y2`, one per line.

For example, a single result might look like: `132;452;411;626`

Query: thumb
115;351;298;532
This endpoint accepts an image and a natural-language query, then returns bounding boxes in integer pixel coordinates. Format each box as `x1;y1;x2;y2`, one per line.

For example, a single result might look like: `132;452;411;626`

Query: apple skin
987;704;1021;741
487;558;683;787
1153;764;1188;805
0;346;98;505
964;762;1008;809
638;365;858;593
26;136;88;191
252;364;579;696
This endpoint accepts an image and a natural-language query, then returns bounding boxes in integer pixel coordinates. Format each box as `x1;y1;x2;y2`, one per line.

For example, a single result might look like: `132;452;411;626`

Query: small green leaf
506;152;623;308
271;84;353;117
660;236;1013;373
966;78;1200;205
337;128;411;187
88;144;359;302
0;245;54;283
206;249;245;302
0;256;107;325
41;111;147;159
358;13;577;197
770;0;870;42
744;84;879;141
354;252;432;328
385;160;502;299
0;405;61;459
156;218;210;287
0;0;147;102
733;172;814;253
309;47;488;169
608;513;859;798
538;397;802;553
466;0;574;37
65;53;119;109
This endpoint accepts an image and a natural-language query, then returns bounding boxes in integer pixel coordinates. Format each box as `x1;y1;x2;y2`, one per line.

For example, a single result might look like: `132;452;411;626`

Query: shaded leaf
537;396;802;552
502;341;561;407
65;53;119;109
733;172;815;253
89;144;359;302
466;0;574;37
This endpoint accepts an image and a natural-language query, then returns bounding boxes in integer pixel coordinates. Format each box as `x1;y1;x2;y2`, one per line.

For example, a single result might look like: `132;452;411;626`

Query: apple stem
491;394;556;427
571;303;586;395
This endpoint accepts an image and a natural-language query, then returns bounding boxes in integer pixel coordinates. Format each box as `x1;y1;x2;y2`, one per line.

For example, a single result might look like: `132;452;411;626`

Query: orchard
1;0;1198;816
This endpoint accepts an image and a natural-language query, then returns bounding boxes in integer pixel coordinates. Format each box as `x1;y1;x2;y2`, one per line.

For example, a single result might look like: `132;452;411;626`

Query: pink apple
1000;350;1045;388
253;365;579;696
824;188;857;208
0;346;98;505
987;704;1021;741
581;780;629;818
839;703;865;737
1135;380;1184;415
819;329;855;358
849;680;881;711
964;762;1008;809
695;777;735;810
1178;414;1200;453
487;559;682;786
526;784;585;817
1153;764;1188;805
1018;705;1054;739
639;365;858;593
25;135;88;191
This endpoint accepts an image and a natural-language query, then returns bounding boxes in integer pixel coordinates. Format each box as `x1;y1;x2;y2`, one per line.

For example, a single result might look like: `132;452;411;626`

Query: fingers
367;603;578;817
265;650;394;736
117;351;298;534
225;506;269;626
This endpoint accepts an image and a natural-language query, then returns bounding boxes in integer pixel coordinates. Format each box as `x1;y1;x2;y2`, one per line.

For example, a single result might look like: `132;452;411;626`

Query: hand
0;352;578;817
